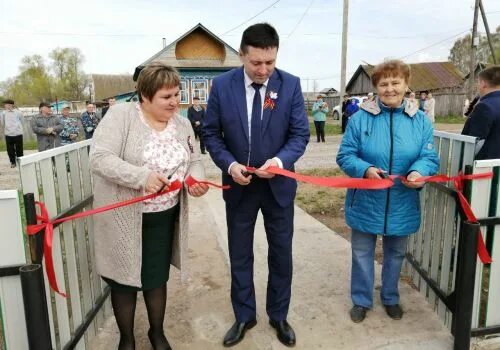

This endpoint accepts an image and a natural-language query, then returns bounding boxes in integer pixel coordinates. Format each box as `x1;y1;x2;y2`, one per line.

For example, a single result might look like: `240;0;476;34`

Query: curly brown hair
370;60;411;87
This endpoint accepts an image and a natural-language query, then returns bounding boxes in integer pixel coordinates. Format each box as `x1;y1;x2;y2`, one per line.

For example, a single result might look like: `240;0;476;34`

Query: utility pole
479;0;497;64
339;0;349;100
468;0;480;100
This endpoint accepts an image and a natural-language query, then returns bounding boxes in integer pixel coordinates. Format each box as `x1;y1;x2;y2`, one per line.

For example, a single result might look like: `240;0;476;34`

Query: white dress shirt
227;70;283;174
244;70;267;136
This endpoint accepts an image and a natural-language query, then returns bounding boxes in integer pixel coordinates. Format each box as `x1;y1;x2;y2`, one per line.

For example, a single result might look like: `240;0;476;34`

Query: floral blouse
136;103;189;213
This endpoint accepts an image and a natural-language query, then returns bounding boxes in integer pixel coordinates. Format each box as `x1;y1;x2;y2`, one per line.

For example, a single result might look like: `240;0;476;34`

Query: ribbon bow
27;177;228;297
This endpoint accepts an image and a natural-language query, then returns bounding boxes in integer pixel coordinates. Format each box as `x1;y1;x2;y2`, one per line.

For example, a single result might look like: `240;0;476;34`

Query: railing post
452;220;479;350
22;193;52;350
20;264;52;350
24;193;44;264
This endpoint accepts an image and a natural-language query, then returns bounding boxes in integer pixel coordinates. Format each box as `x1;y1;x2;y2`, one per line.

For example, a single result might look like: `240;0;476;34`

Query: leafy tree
49;47;88;100
0;48;88;106
0;55;52;105
449;26;500;74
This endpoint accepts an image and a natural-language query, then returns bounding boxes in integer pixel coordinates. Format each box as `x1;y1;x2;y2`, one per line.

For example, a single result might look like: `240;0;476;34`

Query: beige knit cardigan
89;102;205;288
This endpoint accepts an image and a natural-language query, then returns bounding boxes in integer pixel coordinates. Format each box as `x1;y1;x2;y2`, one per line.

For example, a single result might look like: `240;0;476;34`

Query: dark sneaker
10;164;16;168
350;305;367;323
384;304;403;320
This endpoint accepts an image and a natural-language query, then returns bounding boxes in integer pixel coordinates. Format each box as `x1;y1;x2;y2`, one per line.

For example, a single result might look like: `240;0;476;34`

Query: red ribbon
26;176;225;297
28;169;493;297
246;166;493;264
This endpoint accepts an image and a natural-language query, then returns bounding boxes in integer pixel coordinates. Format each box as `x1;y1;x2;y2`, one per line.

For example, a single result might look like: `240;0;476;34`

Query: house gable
134;23;240;80
175;27;225;60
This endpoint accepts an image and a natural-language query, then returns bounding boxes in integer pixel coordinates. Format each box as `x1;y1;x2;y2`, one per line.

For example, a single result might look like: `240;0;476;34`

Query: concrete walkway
91;189;453;350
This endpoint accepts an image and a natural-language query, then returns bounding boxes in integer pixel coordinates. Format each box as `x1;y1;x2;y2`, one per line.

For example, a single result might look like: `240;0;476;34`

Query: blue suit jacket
462;90;500;160
203;67;310;207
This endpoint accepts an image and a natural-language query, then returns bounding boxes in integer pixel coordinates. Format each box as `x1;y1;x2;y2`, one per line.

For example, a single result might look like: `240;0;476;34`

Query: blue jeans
351;230;408;308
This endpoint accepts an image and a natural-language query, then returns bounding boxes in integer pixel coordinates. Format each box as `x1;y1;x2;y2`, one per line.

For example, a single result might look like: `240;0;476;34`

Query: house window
180;80;189;103
191;79;208;103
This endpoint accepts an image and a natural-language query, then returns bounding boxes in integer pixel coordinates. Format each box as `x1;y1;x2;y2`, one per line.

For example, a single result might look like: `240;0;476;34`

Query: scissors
157;161;184;194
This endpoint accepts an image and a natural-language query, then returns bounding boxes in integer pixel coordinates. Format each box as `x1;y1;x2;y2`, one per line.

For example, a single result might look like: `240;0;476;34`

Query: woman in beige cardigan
90;63;208;350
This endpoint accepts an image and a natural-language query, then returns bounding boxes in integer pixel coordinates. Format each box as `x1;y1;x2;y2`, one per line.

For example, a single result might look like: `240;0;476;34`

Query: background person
59;106;79;145
424;92;435;122
81;102;100;139
187;96;206;154
31;102;63;151
341;94;350;133
462;65;500;159
419;92;426;111
345;98;359;123
312;95;328;142
0;99;24;167
101;97;116;118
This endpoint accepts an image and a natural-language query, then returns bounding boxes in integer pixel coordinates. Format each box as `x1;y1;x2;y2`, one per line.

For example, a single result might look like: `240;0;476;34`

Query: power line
287;0;315;39
0;31;162;38
220;0;281;36
399;29;470;60
301;71;356;80
224;28;469;39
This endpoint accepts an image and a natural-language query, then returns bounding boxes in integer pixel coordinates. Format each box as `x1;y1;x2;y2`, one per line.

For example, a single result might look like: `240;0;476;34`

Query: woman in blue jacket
336;60;439;323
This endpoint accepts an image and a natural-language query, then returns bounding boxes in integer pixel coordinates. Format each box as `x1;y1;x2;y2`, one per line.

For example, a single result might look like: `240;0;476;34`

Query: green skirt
104;204;179;291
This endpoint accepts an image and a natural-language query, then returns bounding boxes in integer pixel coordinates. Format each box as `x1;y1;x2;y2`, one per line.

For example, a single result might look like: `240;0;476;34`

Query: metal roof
348;62;464;92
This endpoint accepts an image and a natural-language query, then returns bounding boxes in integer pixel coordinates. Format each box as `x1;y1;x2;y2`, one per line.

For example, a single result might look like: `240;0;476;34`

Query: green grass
0;140;38;152
308;121;342;136
435;115;466;124
295;168;346;214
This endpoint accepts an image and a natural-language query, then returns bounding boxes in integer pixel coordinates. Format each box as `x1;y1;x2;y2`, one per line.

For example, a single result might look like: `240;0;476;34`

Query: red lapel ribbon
246;166;493;264
27;170;492;297
26;176;228;297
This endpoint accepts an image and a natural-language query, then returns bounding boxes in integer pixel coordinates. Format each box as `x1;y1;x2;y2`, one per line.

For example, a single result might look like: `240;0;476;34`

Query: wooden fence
405;131;477;329
0;140;112;349
432;92;467;117
405;131;500;344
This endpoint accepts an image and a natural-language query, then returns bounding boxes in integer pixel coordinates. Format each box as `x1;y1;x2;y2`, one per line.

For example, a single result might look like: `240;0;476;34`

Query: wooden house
463;62;494;96
133;23;240;116
88;74;136;102
346;62;466;116
319;87;338;96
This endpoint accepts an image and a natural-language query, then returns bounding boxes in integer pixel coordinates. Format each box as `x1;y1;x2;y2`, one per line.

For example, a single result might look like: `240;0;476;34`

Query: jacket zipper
350;189;357;208
383;109;394;235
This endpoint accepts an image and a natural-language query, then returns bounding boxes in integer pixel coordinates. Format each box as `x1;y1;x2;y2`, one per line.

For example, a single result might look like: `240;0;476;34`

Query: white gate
0;190;29;350
0;139;113;350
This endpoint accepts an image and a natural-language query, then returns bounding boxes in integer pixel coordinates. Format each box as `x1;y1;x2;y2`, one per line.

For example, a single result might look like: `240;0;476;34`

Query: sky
0;0;499;92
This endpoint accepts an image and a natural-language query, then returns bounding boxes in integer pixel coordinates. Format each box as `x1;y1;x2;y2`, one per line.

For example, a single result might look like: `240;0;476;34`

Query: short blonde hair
371;60;411;87
136;63;180;103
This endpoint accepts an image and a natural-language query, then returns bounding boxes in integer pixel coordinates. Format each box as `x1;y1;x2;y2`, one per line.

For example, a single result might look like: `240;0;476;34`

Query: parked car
332;96;364;120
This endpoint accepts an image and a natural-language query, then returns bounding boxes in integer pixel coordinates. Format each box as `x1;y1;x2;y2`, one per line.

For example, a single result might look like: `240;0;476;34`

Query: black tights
111;284;171;350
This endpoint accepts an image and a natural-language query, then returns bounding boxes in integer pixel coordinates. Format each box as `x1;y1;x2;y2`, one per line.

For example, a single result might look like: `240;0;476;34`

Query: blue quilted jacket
336;98;439;236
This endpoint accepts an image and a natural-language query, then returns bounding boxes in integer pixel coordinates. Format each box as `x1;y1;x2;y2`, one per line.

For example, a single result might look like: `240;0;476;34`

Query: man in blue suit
462;65;500;160
203;23;309;347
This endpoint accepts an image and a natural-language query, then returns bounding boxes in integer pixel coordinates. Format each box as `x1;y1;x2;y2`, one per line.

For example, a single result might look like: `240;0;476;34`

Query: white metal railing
0;190;28;350
470;159;500;329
